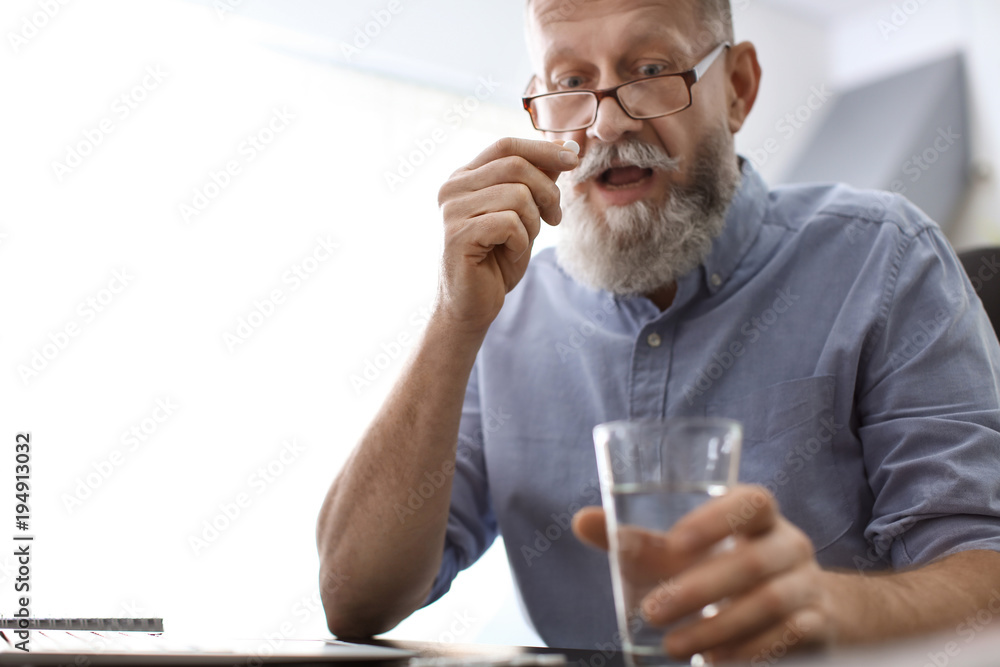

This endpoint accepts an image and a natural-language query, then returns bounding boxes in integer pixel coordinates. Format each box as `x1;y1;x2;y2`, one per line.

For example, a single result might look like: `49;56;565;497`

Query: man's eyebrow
541;45;580;76
541;33;695;80
623;31;694;70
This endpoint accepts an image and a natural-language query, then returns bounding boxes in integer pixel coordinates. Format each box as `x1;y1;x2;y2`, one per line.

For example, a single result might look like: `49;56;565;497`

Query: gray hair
526;0;735;48
701;0;735;45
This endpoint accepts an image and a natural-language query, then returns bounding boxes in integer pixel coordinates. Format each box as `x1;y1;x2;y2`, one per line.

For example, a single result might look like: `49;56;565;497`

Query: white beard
555;132;741;296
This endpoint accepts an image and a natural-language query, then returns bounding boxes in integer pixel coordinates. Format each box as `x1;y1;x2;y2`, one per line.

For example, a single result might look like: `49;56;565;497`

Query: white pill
563;140;580;155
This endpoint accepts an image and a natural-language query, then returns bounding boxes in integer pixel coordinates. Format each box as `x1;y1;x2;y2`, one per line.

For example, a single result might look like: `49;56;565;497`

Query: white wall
739;0;1000;248
811;0;999;247
947;0;1000;249
0;0;540;646
732;2;832;184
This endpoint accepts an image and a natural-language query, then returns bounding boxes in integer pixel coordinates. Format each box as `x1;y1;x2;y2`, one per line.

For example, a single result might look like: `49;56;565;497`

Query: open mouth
598;165;654;189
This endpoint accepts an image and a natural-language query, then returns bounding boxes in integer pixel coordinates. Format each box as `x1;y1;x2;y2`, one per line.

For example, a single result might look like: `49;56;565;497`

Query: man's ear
726;41;762;134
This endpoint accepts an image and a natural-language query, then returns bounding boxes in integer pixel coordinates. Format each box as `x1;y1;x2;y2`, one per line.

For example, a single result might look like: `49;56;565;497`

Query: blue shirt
425;160;1000;649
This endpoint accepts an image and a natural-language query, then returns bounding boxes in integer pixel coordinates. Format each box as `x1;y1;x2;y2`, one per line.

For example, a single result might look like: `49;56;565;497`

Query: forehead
527;0;702;66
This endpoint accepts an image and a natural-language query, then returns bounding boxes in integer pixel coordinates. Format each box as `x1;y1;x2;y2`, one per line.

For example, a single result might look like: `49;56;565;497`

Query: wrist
814;569;853;644
428;299;495;342
416;308;489;366
814;567;913;645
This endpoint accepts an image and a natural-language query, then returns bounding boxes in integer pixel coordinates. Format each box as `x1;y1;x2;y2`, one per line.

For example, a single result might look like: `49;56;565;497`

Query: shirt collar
699;157;768;295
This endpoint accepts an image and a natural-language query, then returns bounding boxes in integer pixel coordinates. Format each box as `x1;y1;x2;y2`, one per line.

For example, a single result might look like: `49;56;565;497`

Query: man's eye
638;64;667;77
558;76;586;89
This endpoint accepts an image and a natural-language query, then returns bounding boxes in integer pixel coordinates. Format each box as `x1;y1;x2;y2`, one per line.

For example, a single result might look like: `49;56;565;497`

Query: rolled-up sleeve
422;360;499;606
858;205;1000;568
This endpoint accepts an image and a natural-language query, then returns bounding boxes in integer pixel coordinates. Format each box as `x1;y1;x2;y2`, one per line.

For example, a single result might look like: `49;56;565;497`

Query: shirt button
710;273;723;288
647;333;662;348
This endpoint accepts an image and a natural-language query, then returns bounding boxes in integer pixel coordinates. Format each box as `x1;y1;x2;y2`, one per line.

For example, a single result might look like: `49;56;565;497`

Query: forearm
823;549;1000;644
317;313;486;637
316;136;571;637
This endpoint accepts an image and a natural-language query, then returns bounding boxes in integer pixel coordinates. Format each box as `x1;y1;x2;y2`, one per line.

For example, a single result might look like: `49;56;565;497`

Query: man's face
527;0;733;214
526;0;744;296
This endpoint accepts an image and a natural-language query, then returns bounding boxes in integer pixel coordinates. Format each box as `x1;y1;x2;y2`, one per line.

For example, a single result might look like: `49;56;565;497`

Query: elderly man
317;0;1000;662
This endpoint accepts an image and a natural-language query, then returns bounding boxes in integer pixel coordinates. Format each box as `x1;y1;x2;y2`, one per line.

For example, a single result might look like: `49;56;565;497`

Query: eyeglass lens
530;76;691;131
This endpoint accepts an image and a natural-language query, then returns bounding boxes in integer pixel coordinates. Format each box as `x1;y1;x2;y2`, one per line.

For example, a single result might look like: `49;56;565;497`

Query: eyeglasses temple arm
692;42;731;81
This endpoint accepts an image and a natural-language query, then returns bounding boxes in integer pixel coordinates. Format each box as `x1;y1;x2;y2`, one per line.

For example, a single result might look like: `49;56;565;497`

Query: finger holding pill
435;138;578;333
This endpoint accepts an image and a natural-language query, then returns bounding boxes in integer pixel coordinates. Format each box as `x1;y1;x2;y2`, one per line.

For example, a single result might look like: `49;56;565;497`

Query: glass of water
593;418;742;667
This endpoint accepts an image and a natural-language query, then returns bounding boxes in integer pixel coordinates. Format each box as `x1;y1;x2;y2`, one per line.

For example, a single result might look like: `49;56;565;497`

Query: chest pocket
705;375;851;553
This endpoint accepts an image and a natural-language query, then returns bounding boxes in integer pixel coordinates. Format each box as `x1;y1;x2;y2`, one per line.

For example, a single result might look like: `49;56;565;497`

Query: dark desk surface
359;627;1000;667
359;639;625;667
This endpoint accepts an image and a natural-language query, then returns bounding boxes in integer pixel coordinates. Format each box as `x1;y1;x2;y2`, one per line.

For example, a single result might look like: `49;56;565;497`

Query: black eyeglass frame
521;42;732;132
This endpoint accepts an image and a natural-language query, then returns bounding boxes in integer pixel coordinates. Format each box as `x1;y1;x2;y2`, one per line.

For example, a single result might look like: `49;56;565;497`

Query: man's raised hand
435;137;579;335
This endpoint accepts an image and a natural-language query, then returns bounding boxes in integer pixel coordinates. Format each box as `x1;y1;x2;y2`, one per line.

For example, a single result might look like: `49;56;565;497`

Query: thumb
572;506;609;551
540;139;580;182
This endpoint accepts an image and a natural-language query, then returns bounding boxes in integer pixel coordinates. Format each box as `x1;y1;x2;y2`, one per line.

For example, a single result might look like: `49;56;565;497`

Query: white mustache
567;139;682;185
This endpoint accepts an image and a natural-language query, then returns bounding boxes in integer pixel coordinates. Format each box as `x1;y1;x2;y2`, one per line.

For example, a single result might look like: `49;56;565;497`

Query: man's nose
587;95;644;144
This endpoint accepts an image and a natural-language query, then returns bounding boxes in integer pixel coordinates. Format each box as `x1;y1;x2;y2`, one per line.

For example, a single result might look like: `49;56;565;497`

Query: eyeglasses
521;42;731;132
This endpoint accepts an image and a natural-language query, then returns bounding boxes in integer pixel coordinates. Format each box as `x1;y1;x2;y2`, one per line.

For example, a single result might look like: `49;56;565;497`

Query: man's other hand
573;485;836;663
435;138;579;335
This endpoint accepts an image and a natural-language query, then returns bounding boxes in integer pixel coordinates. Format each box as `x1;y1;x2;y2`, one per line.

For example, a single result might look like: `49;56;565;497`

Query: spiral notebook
0;618;413;665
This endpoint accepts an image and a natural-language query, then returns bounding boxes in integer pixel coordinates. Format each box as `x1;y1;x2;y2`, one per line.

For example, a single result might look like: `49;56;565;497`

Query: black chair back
959;247;1000;337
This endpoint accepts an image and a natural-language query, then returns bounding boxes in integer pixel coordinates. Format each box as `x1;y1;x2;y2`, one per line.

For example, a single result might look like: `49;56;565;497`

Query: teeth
602;175;650;190
599;166;652;189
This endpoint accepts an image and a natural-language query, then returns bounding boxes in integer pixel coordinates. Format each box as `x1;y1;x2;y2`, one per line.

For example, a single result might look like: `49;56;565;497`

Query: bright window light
0;0;543;646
